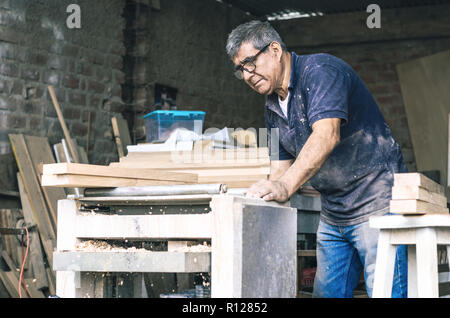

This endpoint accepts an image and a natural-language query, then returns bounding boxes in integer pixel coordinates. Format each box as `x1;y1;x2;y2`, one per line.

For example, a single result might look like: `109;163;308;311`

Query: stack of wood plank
41;147;270;189
390;173;449;214
5;133;75;297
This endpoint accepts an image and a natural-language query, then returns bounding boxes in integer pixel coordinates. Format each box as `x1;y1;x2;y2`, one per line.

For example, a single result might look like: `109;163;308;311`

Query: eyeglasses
234;43;270;80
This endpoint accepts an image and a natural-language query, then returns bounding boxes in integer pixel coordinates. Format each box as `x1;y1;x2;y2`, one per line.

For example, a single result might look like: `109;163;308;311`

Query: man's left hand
245;179;290;202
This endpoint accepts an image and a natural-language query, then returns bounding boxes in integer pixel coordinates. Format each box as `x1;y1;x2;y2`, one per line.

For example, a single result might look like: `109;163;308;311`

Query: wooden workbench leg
373;230;396;298
56;271;80;298
407;245;418;298
55;199;80;297
416;228;439;298
210;196;240;298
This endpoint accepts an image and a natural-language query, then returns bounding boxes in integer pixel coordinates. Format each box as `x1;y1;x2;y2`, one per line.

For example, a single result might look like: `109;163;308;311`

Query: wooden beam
41;174;191;188
42;162;198;183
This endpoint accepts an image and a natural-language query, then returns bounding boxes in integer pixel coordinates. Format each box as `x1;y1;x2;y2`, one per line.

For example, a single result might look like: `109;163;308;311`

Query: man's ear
269;41;283;61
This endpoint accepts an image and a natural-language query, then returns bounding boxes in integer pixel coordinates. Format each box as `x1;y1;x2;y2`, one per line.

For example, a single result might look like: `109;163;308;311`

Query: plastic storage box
143;110;206;143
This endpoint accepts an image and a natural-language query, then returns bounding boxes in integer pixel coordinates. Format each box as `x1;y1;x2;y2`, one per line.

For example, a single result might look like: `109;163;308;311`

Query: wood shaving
75;240;148;252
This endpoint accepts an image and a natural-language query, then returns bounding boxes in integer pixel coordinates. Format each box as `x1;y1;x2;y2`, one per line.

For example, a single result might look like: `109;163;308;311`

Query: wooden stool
370;214;450;298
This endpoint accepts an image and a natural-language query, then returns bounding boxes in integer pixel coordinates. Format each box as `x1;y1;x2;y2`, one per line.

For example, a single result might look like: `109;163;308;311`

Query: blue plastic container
143;110;206;143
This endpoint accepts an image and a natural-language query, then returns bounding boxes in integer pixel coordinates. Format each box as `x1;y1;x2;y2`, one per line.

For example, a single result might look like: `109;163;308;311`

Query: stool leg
416;228;438;298
373;230;396;298
407;245;417;298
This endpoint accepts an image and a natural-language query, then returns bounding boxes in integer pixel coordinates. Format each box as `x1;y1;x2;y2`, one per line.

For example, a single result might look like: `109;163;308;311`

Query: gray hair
226;20;287;60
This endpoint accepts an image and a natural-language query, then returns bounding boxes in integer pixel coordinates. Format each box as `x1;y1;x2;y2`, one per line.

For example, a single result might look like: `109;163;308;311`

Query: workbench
53;187;317;298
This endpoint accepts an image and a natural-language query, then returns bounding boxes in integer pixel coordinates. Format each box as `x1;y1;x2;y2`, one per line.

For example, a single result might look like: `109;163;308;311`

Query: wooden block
43;162;198;183
389;199;449;214
394;173;445;195
392;185;447;207
41;174;190;188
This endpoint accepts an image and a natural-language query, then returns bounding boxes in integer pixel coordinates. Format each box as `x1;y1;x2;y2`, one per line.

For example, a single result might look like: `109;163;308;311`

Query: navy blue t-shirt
265;52;407;226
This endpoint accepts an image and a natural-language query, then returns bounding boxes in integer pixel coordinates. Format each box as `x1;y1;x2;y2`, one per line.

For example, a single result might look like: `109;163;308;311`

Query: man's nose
242;69;254;83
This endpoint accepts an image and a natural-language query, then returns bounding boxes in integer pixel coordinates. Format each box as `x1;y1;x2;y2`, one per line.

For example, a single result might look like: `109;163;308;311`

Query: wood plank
25;135;67;230
41;174;190;188
389;199;449;214
17;173;49;291
392;185;447;207
48;86;79;163
8;134;56;269
394;173;445;195
42;163;198;183
113;158;270;170
396;50;450;201
111;115;132;158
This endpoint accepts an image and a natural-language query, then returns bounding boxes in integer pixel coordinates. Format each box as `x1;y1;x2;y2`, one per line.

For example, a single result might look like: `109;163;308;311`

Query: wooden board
112;158;270;170
394;173;445;196
389;199;449;214
396;50;450;201
111;115;132;158
8;134;56;269
392;185;447;207
24;135;66;229
17;173;50;292
41;174;191;188
43;163;198;183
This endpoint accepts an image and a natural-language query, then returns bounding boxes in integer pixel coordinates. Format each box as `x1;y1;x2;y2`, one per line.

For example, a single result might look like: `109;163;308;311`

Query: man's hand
245;179;290;202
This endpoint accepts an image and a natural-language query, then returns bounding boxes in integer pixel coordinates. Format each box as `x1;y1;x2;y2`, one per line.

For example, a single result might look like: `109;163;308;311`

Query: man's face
233;42;281;95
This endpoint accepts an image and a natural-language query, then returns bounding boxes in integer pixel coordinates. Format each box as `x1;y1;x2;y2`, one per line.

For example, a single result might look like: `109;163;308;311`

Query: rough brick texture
124;0;265;143
0;0;126;164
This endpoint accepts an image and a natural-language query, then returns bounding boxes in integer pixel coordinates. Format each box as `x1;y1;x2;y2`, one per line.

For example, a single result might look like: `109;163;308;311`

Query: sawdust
168;241;211;252
75;240;148;252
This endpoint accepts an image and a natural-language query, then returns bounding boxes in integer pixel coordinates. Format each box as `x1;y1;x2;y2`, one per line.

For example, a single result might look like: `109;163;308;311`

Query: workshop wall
0;0;126;165
125;0;265;142
273;4;450;172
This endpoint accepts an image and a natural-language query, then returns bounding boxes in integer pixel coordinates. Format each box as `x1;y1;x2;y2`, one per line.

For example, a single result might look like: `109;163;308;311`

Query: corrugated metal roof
221;0;450;18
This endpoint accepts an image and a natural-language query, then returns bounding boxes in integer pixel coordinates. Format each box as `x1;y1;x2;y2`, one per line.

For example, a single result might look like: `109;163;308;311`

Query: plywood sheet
396;50;450;201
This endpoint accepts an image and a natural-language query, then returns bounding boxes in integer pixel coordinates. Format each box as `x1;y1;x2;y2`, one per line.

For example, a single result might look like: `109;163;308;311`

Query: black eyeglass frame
234;43;271;80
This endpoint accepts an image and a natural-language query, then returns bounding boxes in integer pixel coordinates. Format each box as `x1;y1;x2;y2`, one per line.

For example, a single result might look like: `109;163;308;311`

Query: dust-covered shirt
265;52;407;226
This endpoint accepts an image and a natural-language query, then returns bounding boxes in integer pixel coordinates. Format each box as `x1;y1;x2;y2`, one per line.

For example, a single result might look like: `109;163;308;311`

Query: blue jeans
312;218;407;298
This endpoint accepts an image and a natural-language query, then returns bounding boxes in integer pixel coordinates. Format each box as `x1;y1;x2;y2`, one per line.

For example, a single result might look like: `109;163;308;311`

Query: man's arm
246;117;341;201
269;159;293;181
278;118;341;198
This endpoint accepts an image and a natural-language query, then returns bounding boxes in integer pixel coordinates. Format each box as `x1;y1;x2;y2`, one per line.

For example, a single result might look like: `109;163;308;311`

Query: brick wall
274;5;450;172
0;0;126;165
125;0;265;142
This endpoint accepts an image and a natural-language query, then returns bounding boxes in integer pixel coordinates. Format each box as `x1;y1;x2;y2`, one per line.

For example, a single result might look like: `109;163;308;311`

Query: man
225;20;407;298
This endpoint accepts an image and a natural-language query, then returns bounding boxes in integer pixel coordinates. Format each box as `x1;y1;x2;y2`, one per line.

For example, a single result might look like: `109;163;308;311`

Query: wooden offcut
389;199;449;215
394;173;445;196
392;185;447;208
